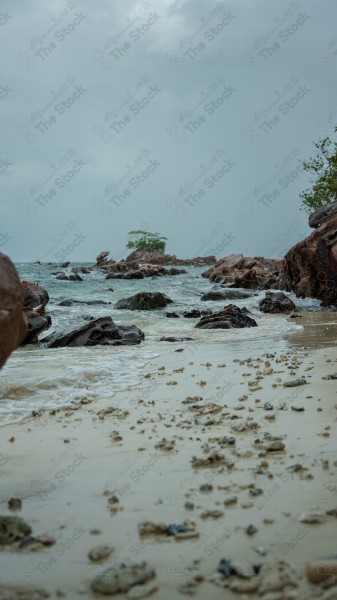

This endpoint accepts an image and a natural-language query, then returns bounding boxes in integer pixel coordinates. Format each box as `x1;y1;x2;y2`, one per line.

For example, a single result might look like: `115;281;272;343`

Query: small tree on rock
126;230;167;253
300;128;337;212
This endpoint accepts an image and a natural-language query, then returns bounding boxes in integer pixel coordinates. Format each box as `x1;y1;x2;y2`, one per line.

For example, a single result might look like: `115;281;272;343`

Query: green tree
300;128;337;213
126;230;167;252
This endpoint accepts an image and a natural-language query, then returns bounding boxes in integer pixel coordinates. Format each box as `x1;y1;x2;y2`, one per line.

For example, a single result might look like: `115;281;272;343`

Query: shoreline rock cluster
1;200;337;367
202;201;337;306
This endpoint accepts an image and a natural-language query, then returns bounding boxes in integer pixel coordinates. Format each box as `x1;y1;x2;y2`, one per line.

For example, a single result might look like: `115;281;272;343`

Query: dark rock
96;251;111;265
71;266;92;274
183;309;202;318
44;316;145;347
217;559;236;578
201;287;254;301
122;270;145;279
309;200;337;228
166;524;188;536
22;309;52;344
246;524;258;536
159;336;193;342
166;311;180;318
58;299;110;306
115;292;173;311
0;254;28;368
8;498;22;511
55;273;83;281
195;304;257;329
60;261;70;268
183;309;213;318
20;280;51;344
259;291;297;314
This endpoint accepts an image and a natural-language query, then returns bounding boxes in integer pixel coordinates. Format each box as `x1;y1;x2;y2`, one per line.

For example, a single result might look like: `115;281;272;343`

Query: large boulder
115;292;173;310
259;291;296;313
284;205;337;306
21;281;49;309
44;316;145;347
0;254;27;368
195;304;257;329
201;287;254;301
20;281;51;344
202;254;285;290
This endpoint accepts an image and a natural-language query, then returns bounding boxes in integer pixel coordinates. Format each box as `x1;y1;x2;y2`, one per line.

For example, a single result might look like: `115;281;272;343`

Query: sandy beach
1;313;337;600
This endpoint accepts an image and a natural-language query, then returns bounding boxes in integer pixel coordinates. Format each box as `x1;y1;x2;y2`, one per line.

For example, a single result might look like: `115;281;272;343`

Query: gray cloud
1;0;337;262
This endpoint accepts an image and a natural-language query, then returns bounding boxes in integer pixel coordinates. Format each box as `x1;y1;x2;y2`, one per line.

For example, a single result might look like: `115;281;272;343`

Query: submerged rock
91;563;156;595
115;292;173;311
259;291;297;313
55;273;83;281
195;304;257;329
201;287;254;301
44;317;145;347
58;299;111;306
159;336;193;342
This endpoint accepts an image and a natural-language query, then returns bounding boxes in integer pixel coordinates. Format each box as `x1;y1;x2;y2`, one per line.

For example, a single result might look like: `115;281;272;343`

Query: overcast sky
1;0;337;262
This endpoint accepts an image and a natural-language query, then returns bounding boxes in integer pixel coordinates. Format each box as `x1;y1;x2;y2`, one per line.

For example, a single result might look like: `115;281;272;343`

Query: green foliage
126;230;167;252
300;128;337;213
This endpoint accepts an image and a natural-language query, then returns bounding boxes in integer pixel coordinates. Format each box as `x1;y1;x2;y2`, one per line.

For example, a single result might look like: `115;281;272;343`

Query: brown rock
284;206;337;305
21;281;49;310
0;254;27;368
202;254;285;290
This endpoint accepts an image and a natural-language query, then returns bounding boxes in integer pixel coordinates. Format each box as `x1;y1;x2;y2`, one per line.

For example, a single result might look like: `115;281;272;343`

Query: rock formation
284;202;337;306
0;253;27;368
195;304;257;329
115;292;173;311
259;291;297;314
44;317;144;347
202;254;285;290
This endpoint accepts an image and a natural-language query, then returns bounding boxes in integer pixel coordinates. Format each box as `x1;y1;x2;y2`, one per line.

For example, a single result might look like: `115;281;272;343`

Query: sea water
0;262;330;423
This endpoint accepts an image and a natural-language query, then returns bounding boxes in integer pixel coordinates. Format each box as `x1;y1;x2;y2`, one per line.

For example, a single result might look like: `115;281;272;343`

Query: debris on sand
138;521;198;540
97;407;129;420
88;544;114;562
0;516;32;546
191;452;230;468
91;563;156;595
154;438;176;451
283;378;307;387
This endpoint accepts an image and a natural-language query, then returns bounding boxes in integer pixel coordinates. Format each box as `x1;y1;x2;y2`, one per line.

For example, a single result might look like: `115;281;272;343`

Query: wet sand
1;315;337;599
